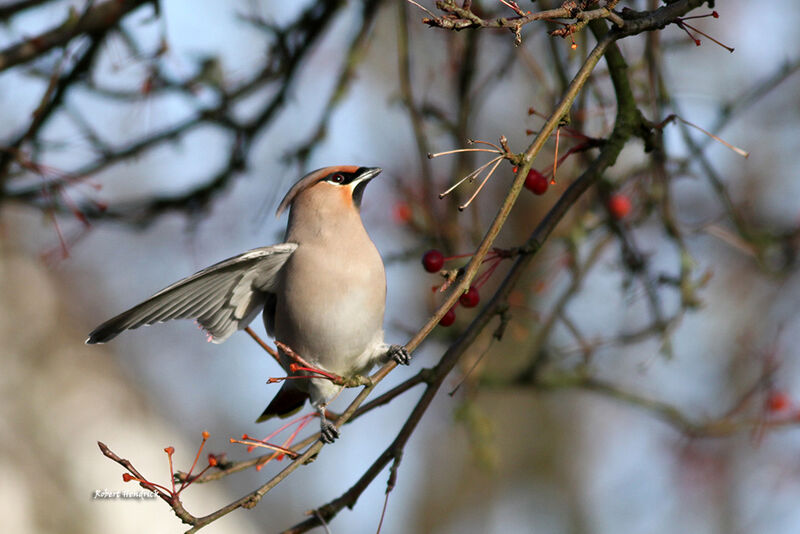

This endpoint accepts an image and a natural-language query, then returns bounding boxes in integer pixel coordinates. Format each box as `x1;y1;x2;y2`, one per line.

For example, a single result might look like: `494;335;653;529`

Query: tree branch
0;0;152;72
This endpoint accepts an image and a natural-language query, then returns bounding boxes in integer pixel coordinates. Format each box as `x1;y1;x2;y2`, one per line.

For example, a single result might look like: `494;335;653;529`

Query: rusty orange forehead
324;165;360;174
275;166;360;216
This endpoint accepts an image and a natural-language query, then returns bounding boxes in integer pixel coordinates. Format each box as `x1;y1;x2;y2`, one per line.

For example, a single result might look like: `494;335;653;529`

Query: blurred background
1;0;800;533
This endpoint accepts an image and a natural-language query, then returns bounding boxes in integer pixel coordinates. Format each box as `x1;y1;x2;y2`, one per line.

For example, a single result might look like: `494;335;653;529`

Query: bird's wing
86;243;298;344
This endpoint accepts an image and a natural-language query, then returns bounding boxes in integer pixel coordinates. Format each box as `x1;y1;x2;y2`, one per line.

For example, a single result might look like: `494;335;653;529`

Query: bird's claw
388;344;411;366
320;419;340;444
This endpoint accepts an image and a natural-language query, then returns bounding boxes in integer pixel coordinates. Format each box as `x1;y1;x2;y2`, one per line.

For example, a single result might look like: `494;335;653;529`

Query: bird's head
276;166;382;218
277;166;382;243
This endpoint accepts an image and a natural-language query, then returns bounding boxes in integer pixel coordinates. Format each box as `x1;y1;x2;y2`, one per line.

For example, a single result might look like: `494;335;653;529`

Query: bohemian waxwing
86;166;409;443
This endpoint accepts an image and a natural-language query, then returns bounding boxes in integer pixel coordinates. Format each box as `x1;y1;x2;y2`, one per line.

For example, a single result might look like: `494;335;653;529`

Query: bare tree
3;0;800;532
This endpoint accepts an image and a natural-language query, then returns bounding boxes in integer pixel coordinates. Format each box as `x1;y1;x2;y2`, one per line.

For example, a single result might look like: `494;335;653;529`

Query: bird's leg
386;344;411;366
316;404;339;444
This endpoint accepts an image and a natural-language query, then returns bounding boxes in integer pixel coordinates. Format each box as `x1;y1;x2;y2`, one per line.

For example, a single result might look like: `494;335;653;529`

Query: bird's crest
275;165;360;217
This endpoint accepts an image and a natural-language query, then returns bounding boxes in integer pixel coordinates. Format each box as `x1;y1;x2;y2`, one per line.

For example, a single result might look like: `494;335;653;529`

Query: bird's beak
351;167;382;208
352;167;382;185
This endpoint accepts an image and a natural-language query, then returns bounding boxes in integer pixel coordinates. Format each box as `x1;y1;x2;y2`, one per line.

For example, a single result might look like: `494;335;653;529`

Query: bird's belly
272;249;386;376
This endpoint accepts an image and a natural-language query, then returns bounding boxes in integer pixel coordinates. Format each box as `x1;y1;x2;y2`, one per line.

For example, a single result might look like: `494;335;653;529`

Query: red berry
439;308;456;327
607;193;631;220
767;391;791;413
393;202;412;224
422;249;444;272
524;169;548;195
459;286;480;308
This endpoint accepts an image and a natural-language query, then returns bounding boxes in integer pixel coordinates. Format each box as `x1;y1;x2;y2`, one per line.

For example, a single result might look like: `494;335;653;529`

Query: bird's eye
329;173;345;184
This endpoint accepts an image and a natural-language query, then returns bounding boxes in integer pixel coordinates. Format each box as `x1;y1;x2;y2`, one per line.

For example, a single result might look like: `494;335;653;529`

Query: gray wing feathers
86;243;297;344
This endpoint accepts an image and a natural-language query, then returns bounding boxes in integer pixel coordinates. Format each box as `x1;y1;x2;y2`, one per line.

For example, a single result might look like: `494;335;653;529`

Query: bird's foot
317;406;340;444
319;419;340;444
388;344;411;366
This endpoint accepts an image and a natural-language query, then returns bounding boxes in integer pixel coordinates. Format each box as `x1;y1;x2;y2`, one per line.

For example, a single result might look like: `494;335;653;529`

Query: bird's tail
256;382;308;422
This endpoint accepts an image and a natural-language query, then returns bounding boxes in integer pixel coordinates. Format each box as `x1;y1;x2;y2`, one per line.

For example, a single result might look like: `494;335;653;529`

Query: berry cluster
421;248;513;327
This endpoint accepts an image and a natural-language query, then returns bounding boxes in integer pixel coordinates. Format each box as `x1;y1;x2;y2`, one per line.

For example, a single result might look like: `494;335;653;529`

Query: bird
86;165;410;443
